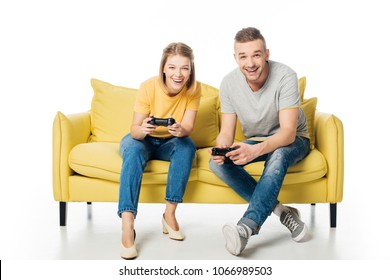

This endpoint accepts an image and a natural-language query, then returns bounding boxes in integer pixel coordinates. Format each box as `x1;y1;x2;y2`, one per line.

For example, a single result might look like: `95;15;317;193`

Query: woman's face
163;54;191;94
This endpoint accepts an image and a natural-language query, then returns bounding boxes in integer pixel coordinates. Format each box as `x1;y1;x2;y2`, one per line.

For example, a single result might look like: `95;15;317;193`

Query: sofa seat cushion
196;147;327;186
69;142;197;184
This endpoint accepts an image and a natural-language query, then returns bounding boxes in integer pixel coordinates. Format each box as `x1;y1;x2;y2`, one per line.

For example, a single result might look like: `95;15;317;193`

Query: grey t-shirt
219;60;309;140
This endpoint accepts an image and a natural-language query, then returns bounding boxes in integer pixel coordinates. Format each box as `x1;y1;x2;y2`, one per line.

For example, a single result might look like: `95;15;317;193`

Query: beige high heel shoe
121;230;137;260
162;215;184;241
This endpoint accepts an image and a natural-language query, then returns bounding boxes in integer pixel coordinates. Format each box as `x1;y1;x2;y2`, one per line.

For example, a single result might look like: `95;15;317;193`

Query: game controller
211;147;238;156
148;117;176;126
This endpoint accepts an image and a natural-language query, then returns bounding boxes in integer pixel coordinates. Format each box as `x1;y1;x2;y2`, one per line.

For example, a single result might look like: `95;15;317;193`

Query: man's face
234;39;270;84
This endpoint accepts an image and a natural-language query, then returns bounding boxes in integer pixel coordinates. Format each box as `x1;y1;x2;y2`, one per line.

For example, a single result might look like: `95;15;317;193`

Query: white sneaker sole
292;223;308;242
222;224;241;256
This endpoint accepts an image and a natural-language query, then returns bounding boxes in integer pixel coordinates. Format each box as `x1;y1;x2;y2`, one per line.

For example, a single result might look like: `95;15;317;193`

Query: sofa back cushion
190;83;220;148
301;97;317;149
298;76;317;149
299;76;306;102
90;78;221;147
90;79;137;143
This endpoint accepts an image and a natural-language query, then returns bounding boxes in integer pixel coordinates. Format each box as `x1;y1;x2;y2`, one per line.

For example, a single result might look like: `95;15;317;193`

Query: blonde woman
118;42;201;259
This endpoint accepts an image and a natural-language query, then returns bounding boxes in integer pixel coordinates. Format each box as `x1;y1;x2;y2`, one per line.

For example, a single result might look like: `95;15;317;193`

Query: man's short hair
235;27;266;48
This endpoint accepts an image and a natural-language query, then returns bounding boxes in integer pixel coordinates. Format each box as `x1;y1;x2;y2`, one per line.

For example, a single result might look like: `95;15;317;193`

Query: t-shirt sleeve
279;73;300;110
134;82;151;114
219;78;235;114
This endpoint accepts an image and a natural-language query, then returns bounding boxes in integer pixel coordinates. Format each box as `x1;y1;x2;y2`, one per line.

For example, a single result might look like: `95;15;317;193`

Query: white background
1;0;389;277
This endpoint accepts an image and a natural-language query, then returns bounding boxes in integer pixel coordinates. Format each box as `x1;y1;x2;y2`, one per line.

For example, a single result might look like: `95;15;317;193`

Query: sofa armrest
314;111;344;202
52;111;91;201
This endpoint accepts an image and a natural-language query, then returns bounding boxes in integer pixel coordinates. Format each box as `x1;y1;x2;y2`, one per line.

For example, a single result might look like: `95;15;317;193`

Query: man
209;27;311;256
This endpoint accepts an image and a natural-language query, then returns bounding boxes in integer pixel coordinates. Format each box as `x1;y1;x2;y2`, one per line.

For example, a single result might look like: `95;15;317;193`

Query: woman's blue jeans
209;136;310;235
117;133;196;218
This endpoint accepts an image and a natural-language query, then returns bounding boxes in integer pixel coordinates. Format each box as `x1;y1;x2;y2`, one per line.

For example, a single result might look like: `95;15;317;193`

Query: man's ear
265;49;270;61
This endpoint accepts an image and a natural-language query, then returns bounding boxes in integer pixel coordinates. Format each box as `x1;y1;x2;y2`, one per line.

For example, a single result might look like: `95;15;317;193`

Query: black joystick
211;147;238;156
148;117;176;126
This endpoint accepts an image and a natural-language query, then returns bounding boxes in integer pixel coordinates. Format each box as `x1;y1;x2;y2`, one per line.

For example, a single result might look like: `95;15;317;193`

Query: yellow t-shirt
134;76;201;138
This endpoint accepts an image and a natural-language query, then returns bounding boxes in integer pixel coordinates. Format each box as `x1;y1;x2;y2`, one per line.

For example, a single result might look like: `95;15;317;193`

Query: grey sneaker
222;223;250;256
280;206;308;242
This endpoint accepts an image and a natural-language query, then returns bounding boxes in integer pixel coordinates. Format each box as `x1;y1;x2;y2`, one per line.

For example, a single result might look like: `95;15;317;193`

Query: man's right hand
209;144;233;165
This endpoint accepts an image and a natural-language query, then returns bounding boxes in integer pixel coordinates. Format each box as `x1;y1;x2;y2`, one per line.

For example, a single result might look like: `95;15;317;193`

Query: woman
118;42;201;259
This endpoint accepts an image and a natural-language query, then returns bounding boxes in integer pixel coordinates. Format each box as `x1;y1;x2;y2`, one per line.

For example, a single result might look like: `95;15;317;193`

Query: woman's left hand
167;123;183;137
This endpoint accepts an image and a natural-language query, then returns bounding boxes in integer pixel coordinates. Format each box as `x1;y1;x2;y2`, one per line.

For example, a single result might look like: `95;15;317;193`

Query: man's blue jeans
118;133;196;218
209;136;310;234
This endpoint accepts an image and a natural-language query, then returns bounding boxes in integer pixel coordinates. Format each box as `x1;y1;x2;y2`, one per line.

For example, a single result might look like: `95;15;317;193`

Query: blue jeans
209;136;310;234
117;133;196;218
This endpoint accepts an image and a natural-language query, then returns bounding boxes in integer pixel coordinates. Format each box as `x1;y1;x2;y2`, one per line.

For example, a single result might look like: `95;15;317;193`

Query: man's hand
227;142;261;165
209;144;229;165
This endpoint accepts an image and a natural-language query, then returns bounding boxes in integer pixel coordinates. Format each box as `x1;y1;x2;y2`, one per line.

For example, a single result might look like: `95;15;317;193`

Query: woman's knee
120;134;146;157
173;137;196;154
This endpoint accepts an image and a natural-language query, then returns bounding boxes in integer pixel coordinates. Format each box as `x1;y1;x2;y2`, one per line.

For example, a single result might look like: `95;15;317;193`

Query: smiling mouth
172;78;184;84
245;67;259;73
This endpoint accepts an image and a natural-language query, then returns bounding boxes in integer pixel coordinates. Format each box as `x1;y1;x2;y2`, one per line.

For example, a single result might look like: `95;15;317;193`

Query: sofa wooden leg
330;203;337;228
60;202;67;226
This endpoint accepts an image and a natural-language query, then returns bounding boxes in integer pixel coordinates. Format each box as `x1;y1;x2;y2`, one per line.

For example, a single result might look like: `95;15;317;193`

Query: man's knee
209;158;219;172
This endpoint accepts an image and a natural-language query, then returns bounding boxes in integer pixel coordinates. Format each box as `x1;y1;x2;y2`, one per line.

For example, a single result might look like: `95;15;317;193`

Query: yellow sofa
52;78;344;227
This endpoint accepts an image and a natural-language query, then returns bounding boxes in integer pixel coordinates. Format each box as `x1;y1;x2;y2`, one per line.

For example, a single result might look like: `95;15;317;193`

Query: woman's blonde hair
159;42;197;94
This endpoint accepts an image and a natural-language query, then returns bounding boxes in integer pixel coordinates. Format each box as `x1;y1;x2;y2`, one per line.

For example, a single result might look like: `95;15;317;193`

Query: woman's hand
167;122;183;137
140;116;157;135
